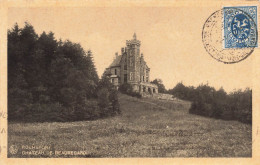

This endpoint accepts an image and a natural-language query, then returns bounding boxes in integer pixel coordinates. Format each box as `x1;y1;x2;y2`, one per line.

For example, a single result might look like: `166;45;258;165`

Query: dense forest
8;23;120;122
168;82;252;124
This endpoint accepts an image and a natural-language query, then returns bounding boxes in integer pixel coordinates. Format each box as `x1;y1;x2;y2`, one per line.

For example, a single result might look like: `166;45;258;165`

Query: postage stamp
202;6;258;64
223;6;258;49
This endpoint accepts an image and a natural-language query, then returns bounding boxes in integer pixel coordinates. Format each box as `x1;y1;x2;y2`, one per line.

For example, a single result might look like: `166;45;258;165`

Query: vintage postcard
0;0;260;164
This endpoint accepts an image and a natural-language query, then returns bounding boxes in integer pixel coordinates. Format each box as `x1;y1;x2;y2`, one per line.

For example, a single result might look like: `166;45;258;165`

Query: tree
8;22;120;122
168;82;187;99
151;79;166;93
86;50;99;84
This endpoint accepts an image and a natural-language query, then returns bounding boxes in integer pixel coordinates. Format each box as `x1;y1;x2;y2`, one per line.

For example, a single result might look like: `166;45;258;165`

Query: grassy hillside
8;93;251;157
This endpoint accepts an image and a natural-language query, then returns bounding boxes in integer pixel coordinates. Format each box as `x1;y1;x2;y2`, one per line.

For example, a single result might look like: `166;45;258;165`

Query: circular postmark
202;8;258;64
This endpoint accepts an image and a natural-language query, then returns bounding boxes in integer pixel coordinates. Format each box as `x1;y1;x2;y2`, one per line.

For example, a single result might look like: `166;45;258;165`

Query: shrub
119;83;142;98
73;100;100;120
97;88;111;116
129;91;142;98
8;88;33;121
109;89;121;115
119;83;133;94
151;79;166;93
21;102;63;122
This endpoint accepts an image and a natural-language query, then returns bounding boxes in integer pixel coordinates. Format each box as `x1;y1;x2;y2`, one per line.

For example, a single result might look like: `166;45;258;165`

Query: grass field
8;93;252;157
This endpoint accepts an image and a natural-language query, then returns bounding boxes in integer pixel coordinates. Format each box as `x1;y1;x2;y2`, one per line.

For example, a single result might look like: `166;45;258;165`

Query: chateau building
105;33;158;94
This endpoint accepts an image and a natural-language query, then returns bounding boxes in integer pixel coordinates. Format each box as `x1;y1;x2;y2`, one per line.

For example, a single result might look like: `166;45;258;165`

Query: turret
133;33;137;40
126;33;141;46
121;47;124;54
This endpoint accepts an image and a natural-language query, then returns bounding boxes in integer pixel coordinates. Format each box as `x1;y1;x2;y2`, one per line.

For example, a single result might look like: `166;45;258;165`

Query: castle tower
126;33;141;85
106;33;158;94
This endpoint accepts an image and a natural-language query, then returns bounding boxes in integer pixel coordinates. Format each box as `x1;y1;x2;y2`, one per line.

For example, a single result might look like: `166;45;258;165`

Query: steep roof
109;55;122;67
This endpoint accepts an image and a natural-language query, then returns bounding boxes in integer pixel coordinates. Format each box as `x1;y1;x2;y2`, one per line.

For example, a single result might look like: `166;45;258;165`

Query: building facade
105;33;158;94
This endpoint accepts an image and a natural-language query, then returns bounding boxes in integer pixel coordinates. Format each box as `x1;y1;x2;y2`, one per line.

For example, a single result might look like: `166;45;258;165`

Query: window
143;76;145;82
130;58;133;66
115;69;117;75
131;49;134;56
124;74;127;82
130;72;133;81
124;65;127;70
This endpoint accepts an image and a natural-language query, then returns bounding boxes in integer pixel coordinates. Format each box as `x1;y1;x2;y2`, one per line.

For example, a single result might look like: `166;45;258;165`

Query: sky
8;7;254;92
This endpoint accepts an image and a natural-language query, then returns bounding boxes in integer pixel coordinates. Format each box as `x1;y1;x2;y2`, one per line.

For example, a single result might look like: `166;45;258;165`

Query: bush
129;91;142;98
119;83;133;94
119;83;142;98
97;88;112;116
73;100;100;120
8;88;33;121
97;76;121;116
109;89;121;115
151;78;166;93
13;102;64;122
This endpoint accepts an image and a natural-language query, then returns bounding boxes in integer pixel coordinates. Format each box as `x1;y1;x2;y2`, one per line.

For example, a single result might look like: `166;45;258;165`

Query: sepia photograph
2;1;258;161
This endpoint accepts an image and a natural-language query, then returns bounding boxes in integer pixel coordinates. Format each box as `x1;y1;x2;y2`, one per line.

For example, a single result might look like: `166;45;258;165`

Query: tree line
149;79;251;124
8;22;120;122
168;82;252;124
129;77;251;124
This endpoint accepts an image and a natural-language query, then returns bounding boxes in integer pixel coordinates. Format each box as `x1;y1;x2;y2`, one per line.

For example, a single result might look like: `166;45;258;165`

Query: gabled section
109;54;122;67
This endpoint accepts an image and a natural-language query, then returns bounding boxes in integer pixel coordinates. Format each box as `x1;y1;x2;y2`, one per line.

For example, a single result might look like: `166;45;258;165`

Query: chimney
115;52;118;58
121;47;124;54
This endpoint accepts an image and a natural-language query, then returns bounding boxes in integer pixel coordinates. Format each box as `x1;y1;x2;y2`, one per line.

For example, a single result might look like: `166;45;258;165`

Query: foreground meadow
8;94;251;157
